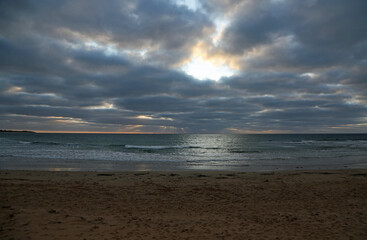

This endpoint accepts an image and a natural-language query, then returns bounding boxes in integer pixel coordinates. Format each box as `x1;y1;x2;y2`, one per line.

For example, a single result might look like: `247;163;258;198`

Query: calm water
1;133;367;171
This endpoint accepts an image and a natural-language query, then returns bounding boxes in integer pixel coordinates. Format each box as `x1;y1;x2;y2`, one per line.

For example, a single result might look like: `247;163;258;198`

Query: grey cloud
220;0;367;71
70;50;131;71
0;92;68;107
342;63;367;97
290;0;367;48
201;97;259;112
219;0;289;53
119;95;197;113
241;38;350;72
0;0;366;133
222;0;367;50
222;72;338;95
1;30;226;100
256;105;366;126
200;0;244;16
0;0;212;67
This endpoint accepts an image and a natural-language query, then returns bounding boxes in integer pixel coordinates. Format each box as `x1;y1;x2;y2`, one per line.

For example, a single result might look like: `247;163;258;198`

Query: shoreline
1;156;367;172
1;169;367;239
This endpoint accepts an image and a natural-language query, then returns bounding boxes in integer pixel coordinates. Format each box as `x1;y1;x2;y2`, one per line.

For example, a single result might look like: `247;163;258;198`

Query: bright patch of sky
174;0;202;11
213;18;229;46
182;56;236;81
300;72;318;79
180;16;234;81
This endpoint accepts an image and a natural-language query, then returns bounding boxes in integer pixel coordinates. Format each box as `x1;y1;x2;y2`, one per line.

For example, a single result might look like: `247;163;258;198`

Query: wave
230;150;261;154
318;138;367;142
0;137;17;143
288;140;315;144
106;144;124;147
124;145;198;150
29;141;61;145
18;141;80;147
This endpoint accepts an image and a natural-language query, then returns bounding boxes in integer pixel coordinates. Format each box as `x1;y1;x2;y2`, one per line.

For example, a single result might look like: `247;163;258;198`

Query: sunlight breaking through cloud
0;0;366;133
181;56;236;80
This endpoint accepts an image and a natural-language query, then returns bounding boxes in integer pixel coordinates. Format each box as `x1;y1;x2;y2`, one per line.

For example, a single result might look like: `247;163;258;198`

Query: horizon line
1;129;366;134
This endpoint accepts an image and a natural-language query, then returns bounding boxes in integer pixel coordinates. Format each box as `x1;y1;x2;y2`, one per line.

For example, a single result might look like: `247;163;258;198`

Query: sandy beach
1;169;366;239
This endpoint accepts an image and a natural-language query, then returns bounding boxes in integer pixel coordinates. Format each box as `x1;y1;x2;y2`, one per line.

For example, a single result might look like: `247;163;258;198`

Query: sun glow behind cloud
181;56;236;81
180;16;237;81
1;0;366;133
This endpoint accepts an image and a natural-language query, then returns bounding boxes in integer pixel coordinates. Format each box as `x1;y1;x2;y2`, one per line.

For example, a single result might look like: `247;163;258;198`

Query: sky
0;0;366;133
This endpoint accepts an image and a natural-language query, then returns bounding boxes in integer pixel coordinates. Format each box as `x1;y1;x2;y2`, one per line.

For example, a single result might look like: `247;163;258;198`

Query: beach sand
1;170;366;239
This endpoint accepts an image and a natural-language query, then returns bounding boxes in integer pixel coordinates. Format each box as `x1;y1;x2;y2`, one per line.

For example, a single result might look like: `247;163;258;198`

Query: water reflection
47;167;82;171
135;163;152;171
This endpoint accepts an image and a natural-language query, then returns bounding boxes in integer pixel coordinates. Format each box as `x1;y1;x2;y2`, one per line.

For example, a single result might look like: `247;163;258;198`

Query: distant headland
0;130;36;133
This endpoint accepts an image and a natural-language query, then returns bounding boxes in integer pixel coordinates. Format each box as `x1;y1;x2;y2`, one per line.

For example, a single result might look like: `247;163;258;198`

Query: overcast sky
0;0;366;133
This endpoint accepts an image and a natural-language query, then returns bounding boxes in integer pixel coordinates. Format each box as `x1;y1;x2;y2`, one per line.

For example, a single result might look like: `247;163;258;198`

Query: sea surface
1;133;367;171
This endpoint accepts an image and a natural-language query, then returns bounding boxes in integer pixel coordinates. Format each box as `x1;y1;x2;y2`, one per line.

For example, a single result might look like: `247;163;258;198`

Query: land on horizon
1;130;367;134
0;130;36;133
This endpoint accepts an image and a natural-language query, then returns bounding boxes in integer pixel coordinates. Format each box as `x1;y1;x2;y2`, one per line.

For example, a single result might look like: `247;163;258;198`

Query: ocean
1;133;367;171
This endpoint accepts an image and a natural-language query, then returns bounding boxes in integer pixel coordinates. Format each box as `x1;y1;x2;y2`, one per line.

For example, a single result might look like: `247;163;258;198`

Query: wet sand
1;169;367;239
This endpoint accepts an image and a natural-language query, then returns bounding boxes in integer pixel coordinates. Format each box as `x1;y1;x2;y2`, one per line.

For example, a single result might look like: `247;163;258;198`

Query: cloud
219;0;367;71
0;0;213;67
0;0;366;133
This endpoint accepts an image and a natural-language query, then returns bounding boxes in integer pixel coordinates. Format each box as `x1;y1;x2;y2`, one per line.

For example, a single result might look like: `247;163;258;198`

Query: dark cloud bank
0;0;366;133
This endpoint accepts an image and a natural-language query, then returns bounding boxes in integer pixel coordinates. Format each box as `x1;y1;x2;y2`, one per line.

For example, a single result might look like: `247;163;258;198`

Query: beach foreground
1;170;366;239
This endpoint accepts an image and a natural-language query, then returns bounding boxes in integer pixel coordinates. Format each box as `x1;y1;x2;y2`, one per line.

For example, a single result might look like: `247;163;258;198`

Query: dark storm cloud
0;0;366;133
